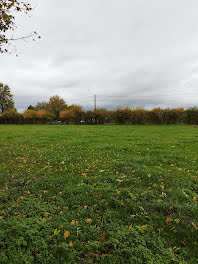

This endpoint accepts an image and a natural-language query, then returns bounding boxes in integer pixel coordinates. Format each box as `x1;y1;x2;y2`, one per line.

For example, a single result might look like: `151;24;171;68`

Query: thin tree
0;82;14;113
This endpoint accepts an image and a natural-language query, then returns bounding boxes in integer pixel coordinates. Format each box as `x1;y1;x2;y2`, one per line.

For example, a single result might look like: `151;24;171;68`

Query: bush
60;110;73;124
69;105;84;124
1;106;198;125
1;109;21;124
92;109;108;124
111;108;132;124
60;106;83;124
185;107;198;124
163;108;184;124
148;108;165;124
83;110;94;124
36;110;54;123
22;110;37;123
131;108;149;124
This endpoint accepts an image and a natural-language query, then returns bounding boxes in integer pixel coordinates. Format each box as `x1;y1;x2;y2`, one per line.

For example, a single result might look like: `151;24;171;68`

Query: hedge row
0;107;198;125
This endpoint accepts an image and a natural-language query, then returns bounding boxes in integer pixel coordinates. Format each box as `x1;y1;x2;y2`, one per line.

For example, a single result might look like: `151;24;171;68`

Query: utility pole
94;94;96;111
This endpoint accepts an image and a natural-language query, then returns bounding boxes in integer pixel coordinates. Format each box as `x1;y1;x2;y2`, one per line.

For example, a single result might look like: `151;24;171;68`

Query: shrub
185;107;198;124
60;106;83;124
83;110;94;124
163;108;184;124
111;108;132;124
36;110;54;123
148;108;165;124
60;110;74;124
131;108;149;124
92;109;108;124
22;110;37;123
1;109;21;124
69;105;84;124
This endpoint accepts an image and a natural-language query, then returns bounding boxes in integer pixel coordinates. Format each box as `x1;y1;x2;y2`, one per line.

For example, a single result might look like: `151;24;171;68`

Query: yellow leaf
69;241;73;247
64;231;70;239
100;235;105;241
192;222;198;231
166;217;172;224
2;13;8;20
193;196;197;201
85;218;92;223
70;220;75;225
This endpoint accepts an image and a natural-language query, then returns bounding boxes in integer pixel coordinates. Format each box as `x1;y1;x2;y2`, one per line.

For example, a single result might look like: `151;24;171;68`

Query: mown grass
0;125;198;264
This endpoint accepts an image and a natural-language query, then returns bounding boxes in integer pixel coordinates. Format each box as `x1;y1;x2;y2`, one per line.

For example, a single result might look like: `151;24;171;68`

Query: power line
96;93;198;98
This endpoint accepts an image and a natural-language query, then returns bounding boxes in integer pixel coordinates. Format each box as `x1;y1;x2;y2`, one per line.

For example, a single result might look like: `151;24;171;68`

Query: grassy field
0;125;198;264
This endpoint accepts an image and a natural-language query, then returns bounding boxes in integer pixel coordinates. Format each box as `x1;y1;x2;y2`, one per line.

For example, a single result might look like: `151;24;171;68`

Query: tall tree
34;101;49;111
0;82;14;113
48;96;68;119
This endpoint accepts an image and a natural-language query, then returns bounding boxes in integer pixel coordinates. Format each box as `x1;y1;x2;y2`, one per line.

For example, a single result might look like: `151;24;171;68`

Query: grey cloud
1;0;198;112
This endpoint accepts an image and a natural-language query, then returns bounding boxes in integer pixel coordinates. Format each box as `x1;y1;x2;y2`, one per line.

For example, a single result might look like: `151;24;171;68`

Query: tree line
0;82;198;125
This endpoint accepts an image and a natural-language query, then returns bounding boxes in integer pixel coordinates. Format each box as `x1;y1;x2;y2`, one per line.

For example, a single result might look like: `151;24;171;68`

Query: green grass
0;125;198;264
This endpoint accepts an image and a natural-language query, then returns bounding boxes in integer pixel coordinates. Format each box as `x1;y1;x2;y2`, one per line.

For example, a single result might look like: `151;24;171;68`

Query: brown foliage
131;108;149;124
22;110;37;120
111;108;132;124
1;109;21;120
48;96;68;119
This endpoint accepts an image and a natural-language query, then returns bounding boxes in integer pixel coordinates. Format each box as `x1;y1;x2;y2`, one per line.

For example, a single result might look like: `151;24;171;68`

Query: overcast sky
1;0;198;112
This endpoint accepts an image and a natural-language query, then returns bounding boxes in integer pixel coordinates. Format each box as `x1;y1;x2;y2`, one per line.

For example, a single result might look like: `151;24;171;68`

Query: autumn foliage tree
47;96;68;119
34;101;49;111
